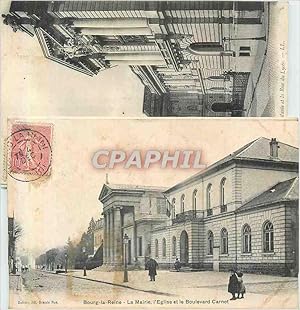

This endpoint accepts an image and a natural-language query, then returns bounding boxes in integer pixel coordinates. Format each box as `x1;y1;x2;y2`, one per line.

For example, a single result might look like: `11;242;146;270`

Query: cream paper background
6;118;298;309
0;0;295;309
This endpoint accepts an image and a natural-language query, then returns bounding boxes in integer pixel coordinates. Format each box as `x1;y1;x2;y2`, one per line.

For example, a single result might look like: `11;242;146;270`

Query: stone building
99;184;168;269
85;217;104;256
99;137;299;275
93;218;104;255
4;1;266;116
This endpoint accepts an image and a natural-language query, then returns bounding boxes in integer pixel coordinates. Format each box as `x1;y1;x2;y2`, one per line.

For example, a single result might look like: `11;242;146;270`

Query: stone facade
93;219;104;255
98;137;299;275
5;1;267;116
99;184;168;269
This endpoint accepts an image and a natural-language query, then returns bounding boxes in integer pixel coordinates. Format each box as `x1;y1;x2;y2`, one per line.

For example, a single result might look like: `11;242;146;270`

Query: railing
220;204;227;213
172;210;204;224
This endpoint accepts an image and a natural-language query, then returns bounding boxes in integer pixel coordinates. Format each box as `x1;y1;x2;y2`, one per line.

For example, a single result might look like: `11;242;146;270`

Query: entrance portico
99;183;168;270
102;205;134;268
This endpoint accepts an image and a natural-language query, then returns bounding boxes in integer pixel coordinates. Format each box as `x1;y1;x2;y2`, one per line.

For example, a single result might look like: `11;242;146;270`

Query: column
133;211;138;262
110;210;114;265
80;27;152;36
114;207;122;266
104;213;108;265
109;59;166;66
107;210;111;265
102;44;158;53
105;52;162;61
165;80;197;85
72;18;148;28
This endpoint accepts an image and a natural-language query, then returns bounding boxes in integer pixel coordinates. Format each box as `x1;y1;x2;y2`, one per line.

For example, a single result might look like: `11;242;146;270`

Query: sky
6;118;298;258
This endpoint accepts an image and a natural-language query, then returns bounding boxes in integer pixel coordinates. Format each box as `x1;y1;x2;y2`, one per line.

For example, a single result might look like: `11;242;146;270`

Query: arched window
220;228;228;254
242;224;251;253
192;189;198;214
172;236;176;256
172;198;176;219
263;221;274;252
162;238;166;257
181;194;185;213
155;239;159;257
207;231;214;255
207;184;212;209
220;178;226;206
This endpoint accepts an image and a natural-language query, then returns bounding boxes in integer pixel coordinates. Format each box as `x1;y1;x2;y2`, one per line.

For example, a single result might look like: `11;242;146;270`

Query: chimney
269;138;280;158
105;173;109;184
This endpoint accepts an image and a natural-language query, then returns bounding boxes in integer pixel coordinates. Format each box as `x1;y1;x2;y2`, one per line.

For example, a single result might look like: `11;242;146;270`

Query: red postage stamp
7;123;53;182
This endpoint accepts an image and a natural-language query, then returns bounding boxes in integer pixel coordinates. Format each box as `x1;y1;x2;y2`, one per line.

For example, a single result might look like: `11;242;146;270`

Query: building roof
237;177;299;212
165;137;298;193
99;183;168;202
105;183;168;192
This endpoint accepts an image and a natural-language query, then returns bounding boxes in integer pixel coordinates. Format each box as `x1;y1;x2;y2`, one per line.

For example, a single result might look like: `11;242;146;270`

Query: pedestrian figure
174;258;181;272
237;272;246;299
228;269;238;300
145;258;158;281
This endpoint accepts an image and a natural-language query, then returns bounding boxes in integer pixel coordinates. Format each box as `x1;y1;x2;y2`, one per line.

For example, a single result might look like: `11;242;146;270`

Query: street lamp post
64;253;68;273
123;234;129;283
82;247;87;277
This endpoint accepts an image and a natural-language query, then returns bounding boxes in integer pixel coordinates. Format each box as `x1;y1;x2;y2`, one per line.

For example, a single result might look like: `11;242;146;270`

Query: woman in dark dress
228;270;239;300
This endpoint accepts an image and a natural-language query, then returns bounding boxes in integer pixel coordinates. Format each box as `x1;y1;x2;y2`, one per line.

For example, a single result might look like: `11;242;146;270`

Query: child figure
237;272;246;299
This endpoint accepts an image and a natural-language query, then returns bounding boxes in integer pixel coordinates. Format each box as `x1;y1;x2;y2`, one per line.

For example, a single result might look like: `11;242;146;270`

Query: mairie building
4;1;266;116
98;137;299;276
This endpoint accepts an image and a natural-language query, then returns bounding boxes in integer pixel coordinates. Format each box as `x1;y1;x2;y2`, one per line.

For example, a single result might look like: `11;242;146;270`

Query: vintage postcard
0;1;288;118
5;118;298;309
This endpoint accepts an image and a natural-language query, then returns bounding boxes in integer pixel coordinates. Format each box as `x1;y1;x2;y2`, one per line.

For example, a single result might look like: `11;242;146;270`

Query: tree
65;237;76;269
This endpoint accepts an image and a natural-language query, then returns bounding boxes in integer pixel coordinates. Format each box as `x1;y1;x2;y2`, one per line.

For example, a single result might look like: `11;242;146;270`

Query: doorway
180;230;189;264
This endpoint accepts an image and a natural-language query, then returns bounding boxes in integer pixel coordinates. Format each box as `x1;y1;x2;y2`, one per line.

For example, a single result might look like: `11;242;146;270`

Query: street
9;269;298;309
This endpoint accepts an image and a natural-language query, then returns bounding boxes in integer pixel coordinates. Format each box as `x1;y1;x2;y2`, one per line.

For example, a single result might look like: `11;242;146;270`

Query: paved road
21;270;172;300
10;270;297;309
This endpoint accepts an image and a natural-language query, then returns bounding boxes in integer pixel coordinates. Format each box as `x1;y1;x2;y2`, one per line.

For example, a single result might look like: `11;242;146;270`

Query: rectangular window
265;233;269;252
270;232;274;251
239;46;251;57
244;235;248;253
208;240;213;255
249;235;252;252
222;239;227;254
138;237;143;256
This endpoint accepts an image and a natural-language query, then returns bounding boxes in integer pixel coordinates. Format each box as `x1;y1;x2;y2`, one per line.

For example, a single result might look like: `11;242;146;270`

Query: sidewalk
47;269;297;298
21;269;298;309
